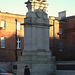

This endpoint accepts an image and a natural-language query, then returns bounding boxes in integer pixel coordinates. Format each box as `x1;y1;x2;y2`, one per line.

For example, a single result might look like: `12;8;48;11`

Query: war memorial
17;0;55;75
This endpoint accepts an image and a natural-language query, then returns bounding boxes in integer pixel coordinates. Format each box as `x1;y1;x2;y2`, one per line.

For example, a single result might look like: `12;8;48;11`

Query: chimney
58;11;66;20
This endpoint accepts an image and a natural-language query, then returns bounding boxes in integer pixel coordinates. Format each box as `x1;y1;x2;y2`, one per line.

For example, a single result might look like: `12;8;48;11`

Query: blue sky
0;0;75;17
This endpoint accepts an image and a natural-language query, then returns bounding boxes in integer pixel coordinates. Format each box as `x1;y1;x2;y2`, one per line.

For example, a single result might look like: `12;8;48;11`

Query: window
17;38;21;49
17;22;21;30
1;21;5;29
13;65;17;69
1;37;5;48
59;28;62;34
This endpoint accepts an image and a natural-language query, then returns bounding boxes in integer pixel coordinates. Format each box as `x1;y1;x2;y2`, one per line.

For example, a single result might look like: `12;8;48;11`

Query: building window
1;37;5;48
17;38;21;49
17;22;21;30
13;65;17;69
59;28;62;34
1;21;5;29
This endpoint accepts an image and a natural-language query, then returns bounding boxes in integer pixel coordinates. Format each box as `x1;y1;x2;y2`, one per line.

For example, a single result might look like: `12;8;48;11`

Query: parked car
0;67;14;75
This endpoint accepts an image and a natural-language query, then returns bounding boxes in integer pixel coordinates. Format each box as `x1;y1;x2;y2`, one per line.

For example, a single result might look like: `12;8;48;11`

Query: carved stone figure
24;65;30;75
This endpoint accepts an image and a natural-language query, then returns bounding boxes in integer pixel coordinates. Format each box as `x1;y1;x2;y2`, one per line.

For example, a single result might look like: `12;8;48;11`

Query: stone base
17;51;55;75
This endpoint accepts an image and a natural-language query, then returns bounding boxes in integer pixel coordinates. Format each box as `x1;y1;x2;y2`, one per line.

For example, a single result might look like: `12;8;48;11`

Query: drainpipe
15;19;17;61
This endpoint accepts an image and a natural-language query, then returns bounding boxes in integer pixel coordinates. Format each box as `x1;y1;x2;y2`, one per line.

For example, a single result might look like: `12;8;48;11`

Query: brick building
0;12;60;62
49;16;60;59
58;11;75;60
0;12;25;62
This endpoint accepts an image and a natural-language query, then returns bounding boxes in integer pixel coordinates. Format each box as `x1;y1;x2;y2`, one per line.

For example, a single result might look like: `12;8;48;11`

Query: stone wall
56;61;75;75
56;70;75;75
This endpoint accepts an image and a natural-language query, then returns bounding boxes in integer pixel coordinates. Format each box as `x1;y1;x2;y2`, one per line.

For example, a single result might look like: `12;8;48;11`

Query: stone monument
17;0;55;75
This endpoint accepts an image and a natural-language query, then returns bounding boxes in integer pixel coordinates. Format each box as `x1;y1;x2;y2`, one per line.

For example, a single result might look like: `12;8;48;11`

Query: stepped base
17;51;55;75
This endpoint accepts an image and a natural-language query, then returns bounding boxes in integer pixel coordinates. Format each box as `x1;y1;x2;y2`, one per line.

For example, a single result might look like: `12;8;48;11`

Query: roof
0;11;25;17
60;15;75;21
66;15;75;19
49;16;58;20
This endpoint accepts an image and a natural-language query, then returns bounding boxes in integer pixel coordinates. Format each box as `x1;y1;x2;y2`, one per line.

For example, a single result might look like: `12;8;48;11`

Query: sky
0;0;75;17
